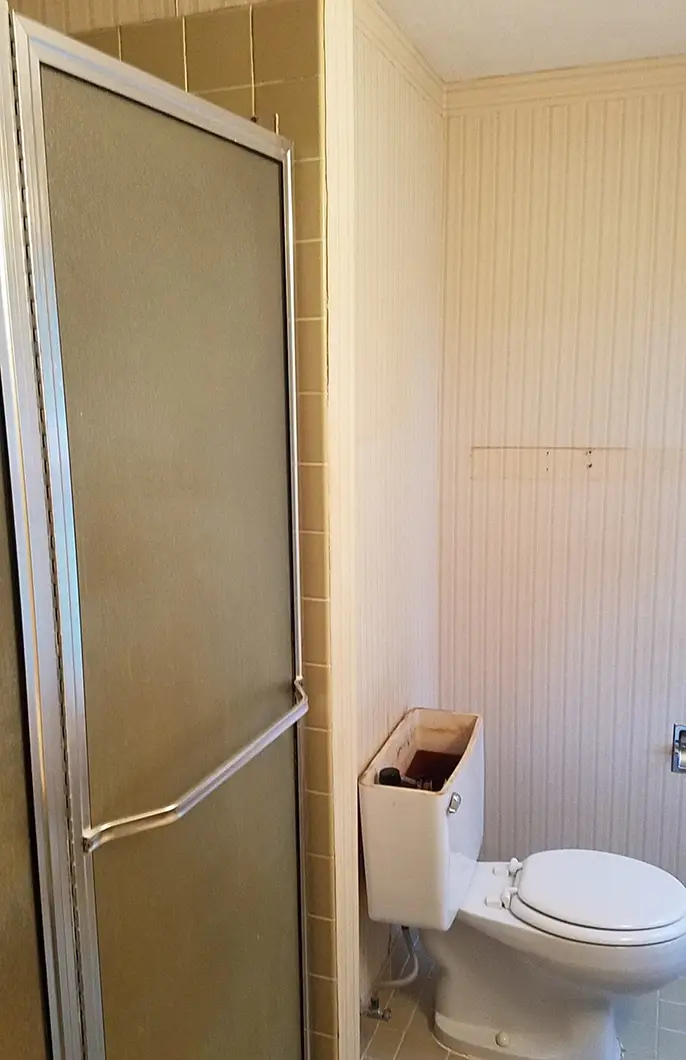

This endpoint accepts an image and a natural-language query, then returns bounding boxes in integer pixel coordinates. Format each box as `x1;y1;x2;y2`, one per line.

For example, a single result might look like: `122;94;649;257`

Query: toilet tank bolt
495;1031;510;1048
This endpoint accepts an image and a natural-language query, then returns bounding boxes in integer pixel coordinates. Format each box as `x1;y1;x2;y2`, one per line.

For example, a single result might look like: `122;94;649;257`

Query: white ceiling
378;0;686;81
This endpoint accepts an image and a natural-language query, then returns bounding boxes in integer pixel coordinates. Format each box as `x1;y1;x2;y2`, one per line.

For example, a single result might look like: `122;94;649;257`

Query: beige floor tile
385;989;418;1033
661;977;686;1005
620;1018;657;1056
660;1001;686;1034
395;1029;448;1060
658;1027;686;1060
365;1023;403;1060
360;1014;376;1055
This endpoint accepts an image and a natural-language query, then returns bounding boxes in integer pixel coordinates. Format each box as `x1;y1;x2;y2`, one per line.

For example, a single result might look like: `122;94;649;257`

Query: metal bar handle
82;679;308;854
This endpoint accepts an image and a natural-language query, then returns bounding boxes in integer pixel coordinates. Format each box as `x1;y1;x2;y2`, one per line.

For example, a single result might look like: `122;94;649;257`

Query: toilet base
433;1012;621;1060
424;921;622;1060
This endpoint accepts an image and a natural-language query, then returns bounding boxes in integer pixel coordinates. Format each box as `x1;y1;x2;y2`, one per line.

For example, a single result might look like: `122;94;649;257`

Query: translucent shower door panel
40;68;295;824
92;737;302;1060
38;66;302;1059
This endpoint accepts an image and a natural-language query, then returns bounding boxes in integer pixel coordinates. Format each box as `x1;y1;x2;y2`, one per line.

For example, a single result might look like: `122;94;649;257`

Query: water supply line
378;926;420;989
363;926;420;1022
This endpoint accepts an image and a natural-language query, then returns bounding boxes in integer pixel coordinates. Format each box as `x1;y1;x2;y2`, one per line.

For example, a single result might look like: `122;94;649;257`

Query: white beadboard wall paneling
441;61;686;882
354;0;444;777
354;0;445;998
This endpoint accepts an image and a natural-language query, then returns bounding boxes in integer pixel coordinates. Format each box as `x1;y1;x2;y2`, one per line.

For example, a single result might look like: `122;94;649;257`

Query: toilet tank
359;709;484;931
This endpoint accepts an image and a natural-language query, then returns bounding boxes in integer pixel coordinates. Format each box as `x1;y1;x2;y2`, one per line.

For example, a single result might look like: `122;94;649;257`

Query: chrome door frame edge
4;10;309;1059
0;5;82;1058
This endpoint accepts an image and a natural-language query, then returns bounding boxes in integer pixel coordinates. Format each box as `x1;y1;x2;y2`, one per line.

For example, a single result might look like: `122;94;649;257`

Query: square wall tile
306;853;335;918
299;464;328;532
307;915;336;978
295;159;324;242
178;0;250;11
304;726;332;793
114;0;174;25
253;0;319;84
257;77;321;159
120;18;185;87
299;393;327;464
304;791;333;856
74;27;121;58
303;663;331;729
309;974;337;1037
185;6;252;92
196;86;254;121
296;240;325;318
303;597;330;664
309;1031;337;1060
68;0;175;33
15;0;66;31
300;531;329;599
297;317;327;392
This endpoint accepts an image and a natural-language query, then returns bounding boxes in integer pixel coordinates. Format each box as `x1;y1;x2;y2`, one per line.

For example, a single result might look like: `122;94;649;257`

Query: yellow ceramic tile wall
303;663;331;729
73;26;121;57
295;159;323;241
308;913;336;977
306;853;336;918
256;76;321;158
252;0;319;82
120;18;185;86
69;3;334;1051
195;85;254;119
184;5;252;90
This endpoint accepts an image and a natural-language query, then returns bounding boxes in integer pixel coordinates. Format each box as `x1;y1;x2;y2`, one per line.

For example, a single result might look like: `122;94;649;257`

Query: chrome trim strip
83;690;309;854
12;15;106;1053
281;148;310;1052
0;6;82;1057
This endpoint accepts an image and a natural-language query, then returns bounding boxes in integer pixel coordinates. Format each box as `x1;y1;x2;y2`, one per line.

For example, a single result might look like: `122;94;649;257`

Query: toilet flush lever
447;793;462;815
672;725;686;773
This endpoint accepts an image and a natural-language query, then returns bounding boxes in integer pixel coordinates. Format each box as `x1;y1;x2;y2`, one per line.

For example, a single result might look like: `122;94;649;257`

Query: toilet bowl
424;857;686;1059
359;710;686;1060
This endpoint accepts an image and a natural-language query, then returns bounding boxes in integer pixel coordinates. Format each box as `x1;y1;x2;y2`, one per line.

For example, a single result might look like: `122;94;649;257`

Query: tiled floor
361;940;686;1060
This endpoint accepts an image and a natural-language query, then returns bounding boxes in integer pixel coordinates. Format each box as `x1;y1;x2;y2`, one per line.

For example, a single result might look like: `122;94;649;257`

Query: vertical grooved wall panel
354;0;444;995
442;75;686;881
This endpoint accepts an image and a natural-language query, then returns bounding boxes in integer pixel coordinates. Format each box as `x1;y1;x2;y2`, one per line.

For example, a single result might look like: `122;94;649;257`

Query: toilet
359;709;686;1060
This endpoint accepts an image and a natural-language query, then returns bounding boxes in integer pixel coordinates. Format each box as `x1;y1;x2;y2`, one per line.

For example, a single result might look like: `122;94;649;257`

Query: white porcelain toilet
359;709;686;1060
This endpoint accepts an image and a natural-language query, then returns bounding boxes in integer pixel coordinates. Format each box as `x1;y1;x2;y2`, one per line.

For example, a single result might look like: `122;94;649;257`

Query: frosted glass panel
0;426;49;1059
38;67;302;1060
93;735;301;1060
40;69;295;825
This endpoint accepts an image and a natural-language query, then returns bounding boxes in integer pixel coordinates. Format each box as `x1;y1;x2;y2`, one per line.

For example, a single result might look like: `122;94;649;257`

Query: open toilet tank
359;709;484;931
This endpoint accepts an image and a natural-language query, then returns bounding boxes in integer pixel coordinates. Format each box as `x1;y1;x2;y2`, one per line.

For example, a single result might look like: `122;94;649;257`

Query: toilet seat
505;849;686;946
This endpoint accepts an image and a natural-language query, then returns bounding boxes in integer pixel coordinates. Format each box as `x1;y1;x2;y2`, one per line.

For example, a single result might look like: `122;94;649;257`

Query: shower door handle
82;678;308;854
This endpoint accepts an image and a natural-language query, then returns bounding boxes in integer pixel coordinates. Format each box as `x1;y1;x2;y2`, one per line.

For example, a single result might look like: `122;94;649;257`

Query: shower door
0;7;307;1060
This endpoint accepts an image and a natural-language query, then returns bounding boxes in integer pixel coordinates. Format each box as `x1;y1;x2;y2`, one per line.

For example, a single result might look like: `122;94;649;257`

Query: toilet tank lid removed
515;849;686;932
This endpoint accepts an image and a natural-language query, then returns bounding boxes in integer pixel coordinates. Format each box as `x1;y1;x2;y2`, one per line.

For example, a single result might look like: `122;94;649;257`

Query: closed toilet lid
513;849;686;934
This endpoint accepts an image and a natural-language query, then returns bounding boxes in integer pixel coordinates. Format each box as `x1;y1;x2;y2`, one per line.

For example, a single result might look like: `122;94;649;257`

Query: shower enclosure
0;6;308;1058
